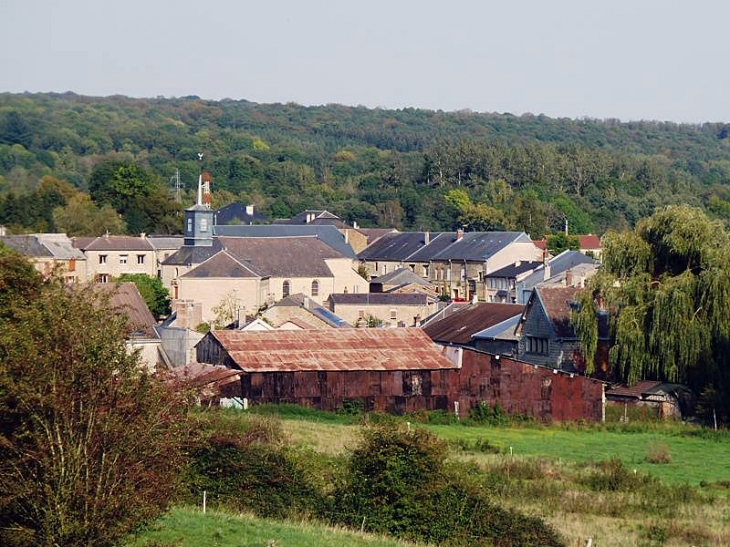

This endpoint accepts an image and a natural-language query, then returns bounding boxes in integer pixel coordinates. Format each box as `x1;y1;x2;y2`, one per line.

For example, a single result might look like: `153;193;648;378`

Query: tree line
1;92;730;236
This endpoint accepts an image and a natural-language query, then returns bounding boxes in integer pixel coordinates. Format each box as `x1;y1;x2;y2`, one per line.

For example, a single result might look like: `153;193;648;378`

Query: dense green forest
1;92;730;236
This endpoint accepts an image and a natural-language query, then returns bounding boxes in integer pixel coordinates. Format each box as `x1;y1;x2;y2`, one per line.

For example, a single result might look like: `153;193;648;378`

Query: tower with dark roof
183;171;214;247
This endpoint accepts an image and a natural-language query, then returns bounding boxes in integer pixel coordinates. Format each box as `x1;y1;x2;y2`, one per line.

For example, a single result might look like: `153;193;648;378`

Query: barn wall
224;347;603;422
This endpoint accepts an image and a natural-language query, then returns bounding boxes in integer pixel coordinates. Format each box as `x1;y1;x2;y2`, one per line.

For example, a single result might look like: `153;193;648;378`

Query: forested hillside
2;92;730;236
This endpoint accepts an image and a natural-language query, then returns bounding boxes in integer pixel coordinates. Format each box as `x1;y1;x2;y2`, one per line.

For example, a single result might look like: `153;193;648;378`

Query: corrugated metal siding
227;348;603;421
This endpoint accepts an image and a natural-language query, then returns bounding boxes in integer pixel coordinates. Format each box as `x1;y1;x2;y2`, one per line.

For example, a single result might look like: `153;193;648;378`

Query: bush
469;400;508;426
333;423;563;546
646;441;672;464
0;252;189;547
582;458;654;492
186;415;326;519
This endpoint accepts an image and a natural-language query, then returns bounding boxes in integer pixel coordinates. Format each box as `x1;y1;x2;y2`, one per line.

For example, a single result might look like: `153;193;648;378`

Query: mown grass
127;506;422;547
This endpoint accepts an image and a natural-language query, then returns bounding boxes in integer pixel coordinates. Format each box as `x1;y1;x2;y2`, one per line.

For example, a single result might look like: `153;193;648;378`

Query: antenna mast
170;168;184;203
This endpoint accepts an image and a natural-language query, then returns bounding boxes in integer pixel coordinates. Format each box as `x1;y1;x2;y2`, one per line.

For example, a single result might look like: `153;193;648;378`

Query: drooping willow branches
574;206;730;394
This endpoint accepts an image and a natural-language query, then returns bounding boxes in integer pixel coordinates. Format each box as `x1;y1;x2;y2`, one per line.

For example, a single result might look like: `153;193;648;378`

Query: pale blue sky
2;0;728;122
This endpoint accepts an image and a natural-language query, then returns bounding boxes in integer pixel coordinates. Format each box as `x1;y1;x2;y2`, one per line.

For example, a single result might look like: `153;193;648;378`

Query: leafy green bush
333;423;563;546
185;415;327;519
468;400;509;426
582;458;654;492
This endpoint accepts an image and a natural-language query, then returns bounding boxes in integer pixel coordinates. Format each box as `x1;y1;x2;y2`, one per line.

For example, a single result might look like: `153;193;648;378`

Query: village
0;171;688;424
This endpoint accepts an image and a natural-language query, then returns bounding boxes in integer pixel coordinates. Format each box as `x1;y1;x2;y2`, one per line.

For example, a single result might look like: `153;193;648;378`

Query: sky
1;0;729;123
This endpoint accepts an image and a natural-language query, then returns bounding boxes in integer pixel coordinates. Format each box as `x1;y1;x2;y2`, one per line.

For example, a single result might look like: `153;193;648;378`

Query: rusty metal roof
423;303;523;345
164;362;242;389
208;328;456;372
96;282;159;338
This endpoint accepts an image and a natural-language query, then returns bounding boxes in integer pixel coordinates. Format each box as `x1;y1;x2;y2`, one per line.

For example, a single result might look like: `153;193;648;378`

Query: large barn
195;328;604;421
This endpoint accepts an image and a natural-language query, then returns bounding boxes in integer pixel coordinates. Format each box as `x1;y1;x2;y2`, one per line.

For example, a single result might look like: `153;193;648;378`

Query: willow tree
573;206;730;398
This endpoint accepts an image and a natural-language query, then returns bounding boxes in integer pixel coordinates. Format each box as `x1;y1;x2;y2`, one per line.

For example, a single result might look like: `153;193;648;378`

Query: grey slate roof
328;293;429;306
162;240;223;266
518;250;598;289
358;232;435;261
1;234;84;259
214;224;356;259
487;261;542;279
358;231;533;262
472;314;522;341
147;235;185;250
214;203;268;225
181;251;264;279
85;235;154;252
219;236;342;278
430;232;531;261
1;235;53;257
370;267;432;288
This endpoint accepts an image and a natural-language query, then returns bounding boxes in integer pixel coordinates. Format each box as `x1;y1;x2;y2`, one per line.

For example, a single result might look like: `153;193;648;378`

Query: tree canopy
0;247;188;546
573;206;730;420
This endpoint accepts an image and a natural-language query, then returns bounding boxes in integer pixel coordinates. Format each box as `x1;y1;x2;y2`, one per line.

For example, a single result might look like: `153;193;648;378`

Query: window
526;336;549;355
353;285;359;293
68;259;76;272
283;280;290;297
137;254;145;265
96;274;109;284
446;268;451;282
99;255;107;265
119;254;128;265
200;218;208;232
187;218;192;233
390;309;397;320
311;280;319;297
423;265;429;277
382;264;388;275
358;309;365;319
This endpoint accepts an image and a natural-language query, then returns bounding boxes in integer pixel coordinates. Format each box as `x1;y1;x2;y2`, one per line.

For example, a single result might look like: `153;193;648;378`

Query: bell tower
183;155;214;247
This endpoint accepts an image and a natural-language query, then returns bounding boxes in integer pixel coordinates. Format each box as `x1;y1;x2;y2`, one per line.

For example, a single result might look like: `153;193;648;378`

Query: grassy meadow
133;406;730;546
126;507;421;547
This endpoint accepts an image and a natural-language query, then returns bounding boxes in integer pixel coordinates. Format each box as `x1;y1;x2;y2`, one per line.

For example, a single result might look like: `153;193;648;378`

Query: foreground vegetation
126;507;420;547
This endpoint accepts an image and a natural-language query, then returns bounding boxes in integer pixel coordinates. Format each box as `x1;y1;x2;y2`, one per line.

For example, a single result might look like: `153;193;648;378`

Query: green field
424;424;730;485
127;507;420;547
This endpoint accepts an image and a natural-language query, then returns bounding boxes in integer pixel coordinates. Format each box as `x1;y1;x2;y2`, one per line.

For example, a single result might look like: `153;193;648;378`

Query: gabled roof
269;293;350;328
606;381;690;399
84;235;154;252
358;231;533;263
1;235;53;257
430;232;531;261
204;328;456;372
214;224;356;259
327;293;430;306
533;286;580;338
96;282;158;339
359;228;398;246
422;303;523;345
219;236;341;278
181;250;264;279
518;250;598;289
472;314;522;342
1;234;84;260
214;202;268;225
578;234;602;249
370;267;433;288
161;240;223;266
487;260;542;279
146;235;185;250
358;231;435;261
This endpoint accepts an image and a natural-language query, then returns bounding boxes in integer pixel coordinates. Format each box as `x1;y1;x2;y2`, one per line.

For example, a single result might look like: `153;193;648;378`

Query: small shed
606;381;695;419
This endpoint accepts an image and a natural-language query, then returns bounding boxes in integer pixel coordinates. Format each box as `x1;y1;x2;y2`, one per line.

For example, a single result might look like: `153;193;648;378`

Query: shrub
646;441;672;464
468;401;508;426
333;423;563;546
186;415;326;519
582;458;654;492
0;255;189;547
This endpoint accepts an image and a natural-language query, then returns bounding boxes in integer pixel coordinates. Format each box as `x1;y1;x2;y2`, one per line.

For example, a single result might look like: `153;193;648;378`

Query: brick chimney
565;269;574;287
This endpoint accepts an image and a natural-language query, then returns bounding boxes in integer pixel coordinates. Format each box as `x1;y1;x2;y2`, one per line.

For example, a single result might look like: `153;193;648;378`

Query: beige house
75;234;156;283
273;209;370;253
262;293;349;329
177;251;271;324
326;292;436;327
359;230;541;301
0;233;87;284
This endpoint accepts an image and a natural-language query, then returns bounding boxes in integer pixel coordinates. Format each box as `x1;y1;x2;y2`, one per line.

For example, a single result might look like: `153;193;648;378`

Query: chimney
345;230;349;244
140;232;146;239
515;259;521;267
424;231;430;245
353;221;359;229
565;269;574;287
456;228;464;241
246;204;254;216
